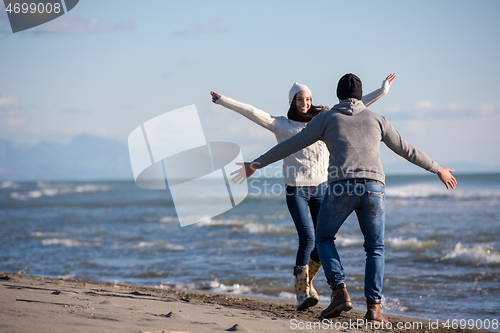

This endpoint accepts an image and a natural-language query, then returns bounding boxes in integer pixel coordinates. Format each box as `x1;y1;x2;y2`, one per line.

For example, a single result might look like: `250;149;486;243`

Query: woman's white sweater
215;80;391;186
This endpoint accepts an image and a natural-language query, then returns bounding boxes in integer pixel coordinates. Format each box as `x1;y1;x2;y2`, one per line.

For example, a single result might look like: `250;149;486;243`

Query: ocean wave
441;242;500;266
196;218;245;228
386;184;500;200
0;181;20;190
41;238;101;247
158;281;200;291
386;237;437;251
158;279;254;295
336;236;363;247
241;222;295;234
208;280;254;294
134;241;185;250
277;291;296;300
196;218;294;234
32;231;66;238
381;296;409;312
9;183;111;200
58;273;77;280
386;183;453;199
158;216;179;223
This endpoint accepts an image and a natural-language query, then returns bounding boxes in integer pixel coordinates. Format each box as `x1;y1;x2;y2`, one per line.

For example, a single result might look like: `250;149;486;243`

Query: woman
210;74;395;310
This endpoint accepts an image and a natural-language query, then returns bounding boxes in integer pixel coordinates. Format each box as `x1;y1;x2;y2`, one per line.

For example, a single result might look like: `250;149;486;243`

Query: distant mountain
0;134;133;181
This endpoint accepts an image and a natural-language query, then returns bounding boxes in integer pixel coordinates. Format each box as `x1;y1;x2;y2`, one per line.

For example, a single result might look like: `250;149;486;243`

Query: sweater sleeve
252;115;324;169
216;95;277;132
381;117;439;173
361;79;391;107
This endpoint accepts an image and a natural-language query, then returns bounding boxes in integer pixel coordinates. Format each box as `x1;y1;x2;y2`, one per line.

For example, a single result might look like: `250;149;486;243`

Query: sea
1;173;499;327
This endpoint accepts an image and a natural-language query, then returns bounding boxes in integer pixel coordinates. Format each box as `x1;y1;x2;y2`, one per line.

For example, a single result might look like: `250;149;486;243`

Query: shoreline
0;271;491;333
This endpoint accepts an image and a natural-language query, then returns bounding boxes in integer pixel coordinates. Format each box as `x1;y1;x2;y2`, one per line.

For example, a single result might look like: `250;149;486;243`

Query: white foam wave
381;296;409;312
441;242;500;265
58;273;77;280
158;279;254;295
386;237;437;251
36;181;50;188
196;218;245;227
242;222;294;234
0;181;20;189
277;291;294;300
158;216;179;223
208;280;254;294
41;238;100;247
386;183;451;198
197;219;294;234
336;236;363;247
32;231;66;238
158;281;200;291
135;241;185;250
387;183;500;200
10;183;111;200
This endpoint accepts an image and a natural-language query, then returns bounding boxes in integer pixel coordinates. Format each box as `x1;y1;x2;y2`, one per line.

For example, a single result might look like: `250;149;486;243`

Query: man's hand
230;162;257;184
437;166;457;190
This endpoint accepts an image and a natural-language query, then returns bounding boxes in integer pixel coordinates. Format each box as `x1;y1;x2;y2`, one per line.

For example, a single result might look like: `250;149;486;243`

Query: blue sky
1;0;500;173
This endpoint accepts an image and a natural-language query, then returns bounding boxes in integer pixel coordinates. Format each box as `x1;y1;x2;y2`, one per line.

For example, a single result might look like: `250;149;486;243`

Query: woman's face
295;90;311;114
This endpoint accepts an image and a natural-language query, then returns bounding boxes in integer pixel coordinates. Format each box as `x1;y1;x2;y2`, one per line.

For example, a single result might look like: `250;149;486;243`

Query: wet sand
0;271;488;333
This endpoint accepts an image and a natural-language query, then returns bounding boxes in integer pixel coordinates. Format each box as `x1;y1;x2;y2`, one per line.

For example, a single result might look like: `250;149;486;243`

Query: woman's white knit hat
288;82;312;105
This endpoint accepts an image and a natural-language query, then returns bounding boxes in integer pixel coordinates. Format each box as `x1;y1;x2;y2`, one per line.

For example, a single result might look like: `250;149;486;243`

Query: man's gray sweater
253;99;439;184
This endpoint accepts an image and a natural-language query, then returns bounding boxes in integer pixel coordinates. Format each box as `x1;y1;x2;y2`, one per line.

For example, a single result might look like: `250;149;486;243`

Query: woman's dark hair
287;94;329;122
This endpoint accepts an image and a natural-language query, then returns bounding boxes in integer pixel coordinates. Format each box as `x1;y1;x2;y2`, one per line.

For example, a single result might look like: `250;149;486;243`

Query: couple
212;74;456;323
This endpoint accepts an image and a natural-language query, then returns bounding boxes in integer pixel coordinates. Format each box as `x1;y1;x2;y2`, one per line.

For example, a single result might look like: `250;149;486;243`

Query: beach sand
0;271;487;333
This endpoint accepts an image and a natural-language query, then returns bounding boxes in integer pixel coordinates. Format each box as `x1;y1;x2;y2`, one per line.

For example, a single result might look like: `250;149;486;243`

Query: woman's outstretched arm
211;92;277;132
361;73;396;107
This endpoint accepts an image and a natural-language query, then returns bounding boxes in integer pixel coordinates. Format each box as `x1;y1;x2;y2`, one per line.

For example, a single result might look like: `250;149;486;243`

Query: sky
1;0;500;174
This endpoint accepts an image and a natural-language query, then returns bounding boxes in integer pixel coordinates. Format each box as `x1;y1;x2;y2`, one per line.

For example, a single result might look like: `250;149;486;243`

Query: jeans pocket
327;193;351;214
367;191;385;215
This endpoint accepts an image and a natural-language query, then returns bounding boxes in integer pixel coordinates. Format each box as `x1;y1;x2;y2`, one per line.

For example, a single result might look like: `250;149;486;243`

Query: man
231;73;457;323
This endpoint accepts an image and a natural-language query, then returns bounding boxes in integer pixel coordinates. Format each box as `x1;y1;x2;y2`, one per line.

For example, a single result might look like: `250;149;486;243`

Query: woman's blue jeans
285;182;327;266
316;180;386;301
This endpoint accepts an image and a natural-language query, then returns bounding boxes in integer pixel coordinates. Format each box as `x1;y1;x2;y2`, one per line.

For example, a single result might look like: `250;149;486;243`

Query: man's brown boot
364;300;388;323
320;283;352;318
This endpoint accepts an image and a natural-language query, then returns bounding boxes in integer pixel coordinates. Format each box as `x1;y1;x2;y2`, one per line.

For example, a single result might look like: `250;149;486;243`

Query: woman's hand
385;73;396;85
230;162;257;184
437;166;457;190
211;91;220;103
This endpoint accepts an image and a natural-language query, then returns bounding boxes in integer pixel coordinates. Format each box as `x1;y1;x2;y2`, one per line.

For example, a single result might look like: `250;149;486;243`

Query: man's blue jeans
285;182;327;266
316;180;386;301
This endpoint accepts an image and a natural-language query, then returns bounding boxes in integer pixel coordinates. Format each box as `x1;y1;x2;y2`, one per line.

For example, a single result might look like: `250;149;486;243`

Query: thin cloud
0;96;18;108
174;19;226;37
0;96;26;126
